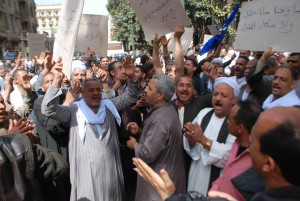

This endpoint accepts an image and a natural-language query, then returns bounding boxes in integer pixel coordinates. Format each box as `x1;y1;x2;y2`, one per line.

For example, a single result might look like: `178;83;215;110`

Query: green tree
185;0;250;45
106;0;150;52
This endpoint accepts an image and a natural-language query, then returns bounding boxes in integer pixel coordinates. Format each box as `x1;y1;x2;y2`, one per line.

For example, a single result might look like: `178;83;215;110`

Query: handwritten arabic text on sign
53;0;84;79
235;0;300;52
76;15;108;57
129;0;191;41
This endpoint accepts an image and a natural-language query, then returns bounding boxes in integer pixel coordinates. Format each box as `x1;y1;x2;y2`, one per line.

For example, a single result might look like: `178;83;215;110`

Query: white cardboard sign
129;0;192;41
165;27;194;52
27;33;46;59
75;15;108;57
235;0;300;52
53;0;84;78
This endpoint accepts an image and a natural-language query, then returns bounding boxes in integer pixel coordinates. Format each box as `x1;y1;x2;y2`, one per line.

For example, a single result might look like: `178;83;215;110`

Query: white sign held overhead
129;0;192;41
76;15;108;57
27;33;46;59
165;27;194;52
53;0;84;79
235;0;300;52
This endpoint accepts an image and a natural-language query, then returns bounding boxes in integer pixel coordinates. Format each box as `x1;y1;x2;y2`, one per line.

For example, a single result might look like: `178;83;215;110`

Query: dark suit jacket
170;93;212;184
31;96;69;161
170;94;212;124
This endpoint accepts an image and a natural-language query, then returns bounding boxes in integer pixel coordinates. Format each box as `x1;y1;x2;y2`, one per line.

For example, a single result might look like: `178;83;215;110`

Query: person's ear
232;96;237;105
262;156;276;173
158;92;164;101
238;124;244;134
110;70;115;77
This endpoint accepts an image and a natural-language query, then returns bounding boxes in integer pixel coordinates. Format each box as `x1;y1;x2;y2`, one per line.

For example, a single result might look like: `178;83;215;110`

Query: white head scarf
71;60;87;75
214;77;240;97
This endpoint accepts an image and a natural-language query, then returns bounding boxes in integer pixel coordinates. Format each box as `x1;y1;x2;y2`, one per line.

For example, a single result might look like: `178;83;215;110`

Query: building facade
36;4;61;39
35;3;62;53
0;0;38;60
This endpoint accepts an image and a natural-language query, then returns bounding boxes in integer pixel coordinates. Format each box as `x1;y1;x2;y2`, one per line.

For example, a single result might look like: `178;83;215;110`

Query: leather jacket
0;134;68;201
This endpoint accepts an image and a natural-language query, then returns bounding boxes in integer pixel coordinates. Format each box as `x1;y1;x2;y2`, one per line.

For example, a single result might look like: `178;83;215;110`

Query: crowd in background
0;24;299;201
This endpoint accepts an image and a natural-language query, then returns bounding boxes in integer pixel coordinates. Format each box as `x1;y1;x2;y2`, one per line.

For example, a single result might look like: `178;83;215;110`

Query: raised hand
44;52;56;72
15;52;24;69
51;56;64;88
96;69;108;83
86;47;95;60
160;35;170;47
35;52;46;66
153;33;162;48
132;158;176;201
63;81;80;105
51;56;63;78
123;55;135;81
174;25;185;39
261;46;275;64
8;117;35;136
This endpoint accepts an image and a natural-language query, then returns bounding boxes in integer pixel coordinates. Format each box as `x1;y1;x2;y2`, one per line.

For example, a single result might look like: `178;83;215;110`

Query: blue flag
199;4;240;55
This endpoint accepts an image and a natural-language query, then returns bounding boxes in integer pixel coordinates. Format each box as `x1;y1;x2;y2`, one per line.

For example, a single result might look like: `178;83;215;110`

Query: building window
30;8;34;17
4;15;9;30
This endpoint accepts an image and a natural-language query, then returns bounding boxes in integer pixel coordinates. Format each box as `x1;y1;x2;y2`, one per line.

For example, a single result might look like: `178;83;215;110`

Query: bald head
250;107;300;187
254;107;300;136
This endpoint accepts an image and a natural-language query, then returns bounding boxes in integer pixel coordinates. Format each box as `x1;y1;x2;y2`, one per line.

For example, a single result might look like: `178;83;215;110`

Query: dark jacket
0;134;69;201
170;94;212;124
251;187;300;201
245;65;272;105
31;96;69;161
170;94;212;186
166;191;228;201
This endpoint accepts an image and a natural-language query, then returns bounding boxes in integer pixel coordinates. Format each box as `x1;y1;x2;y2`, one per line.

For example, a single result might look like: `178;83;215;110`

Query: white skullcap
186;49;194;57
214;77;240;97
71;60;87;75
211;58;223;65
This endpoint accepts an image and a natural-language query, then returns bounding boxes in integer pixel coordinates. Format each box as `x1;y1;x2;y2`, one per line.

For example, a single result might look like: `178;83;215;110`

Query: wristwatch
205;139;212;150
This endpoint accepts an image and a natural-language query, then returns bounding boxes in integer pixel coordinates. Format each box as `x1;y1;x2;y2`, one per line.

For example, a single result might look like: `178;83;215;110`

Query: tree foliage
106;0;149;51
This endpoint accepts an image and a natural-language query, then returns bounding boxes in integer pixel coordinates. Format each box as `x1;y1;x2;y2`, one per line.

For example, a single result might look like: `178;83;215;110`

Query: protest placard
129;0;192;41
164;27;194;52
27;33;46;59
75;15;108;57
235;0;300;52
53;0;84;78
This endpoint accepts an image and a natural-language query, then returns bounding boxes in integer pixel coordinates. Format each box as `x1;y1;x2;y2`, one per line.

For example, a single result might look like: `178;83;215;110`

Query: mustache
273;84;281;88
215;100;221;105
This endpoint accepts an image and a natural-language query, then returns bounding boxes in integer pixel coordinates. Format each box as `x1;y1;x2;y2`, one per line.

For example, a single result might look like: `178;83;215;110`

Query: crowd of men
0;24;299;201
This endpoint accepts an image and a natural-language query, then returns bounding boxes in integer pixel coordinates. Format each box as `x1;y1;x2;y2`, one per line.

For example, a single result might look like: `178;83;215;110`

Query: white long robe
42;83;141;201
184;108;235;195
